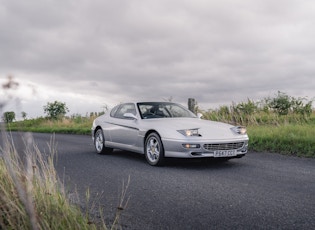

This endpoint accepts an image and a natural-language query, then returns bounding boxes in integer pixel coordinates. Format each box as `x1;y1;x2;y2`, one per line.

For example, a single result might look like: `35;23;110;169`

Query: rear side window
110;105;120;117
111;103;136;119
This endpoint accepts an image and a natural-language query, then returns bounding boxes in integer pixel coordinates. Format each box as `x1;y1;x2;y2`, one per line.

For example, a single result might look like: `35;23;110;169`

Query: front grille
203;142;245;151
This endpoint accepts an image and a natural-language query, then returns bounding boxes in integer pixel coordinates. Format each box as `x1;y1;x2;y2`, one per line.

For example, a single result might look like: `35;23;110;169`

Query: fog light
182;144;200;149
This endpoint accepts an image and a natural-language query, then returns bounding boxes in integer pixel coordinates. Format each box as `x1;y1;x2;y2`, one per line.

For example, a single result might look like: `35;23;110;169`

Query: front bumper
162;137;248;158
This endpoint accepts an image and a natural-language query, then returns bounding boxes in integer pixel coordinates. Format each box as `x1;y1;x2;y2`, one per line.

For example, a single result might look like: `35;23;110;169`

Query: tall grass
201;102;313;126
0;129;130;229
0;130;105;229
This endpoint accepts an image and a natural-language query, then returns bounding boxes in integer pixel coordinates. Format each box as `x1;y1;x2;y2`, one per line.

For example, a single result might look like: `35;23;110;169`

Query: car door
109;103;139;148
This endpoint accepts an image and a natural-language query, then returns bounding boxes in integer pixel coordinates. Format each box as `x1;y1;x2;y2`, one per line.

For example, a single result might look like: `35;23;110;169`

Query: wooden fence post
188;98;196;113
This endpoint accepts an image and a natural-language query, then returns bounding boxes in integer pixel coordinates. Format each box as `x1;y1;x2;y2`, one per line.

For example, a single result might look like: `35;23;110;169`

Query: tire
145;132;165;166
94;128;113;154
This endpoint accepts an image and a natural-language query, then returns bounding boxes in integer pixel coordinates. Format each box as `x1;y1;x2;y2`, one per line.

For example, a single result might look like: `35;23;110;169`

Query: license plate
214;150;237;157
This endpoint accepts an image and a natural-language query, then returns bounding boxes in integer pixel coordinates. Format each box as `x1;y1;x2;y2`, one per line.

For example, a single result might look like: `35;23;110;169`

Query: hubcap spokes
147;138;159;162
96;133;103;151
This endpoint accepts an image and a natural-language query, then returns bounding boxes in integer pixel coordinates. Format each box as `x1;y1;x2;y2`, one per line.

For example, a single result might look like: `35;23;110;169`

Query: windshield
137;102;196;119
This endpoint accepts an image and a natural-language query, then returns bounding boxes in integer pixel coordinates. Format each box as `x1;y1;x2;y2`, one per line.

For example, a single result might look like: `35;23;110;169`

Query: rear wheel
145;133;165;166
94;129;113;154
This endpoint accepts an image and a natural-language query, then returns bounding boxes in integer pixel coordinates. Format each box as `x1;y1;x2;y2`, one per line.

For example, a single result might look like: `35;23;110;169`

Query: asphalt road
4;132;315;230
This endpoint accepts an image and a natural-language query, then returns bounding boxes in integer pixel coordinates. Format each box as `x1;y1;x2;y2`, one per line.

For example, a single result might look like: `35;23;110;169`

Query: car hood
142;118;247;141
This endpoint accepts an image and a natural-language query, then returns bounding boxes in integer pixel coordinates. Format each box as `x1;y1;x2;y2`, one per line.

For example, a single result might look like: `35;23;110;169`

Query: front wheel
145;133;165;166
94;129;113;154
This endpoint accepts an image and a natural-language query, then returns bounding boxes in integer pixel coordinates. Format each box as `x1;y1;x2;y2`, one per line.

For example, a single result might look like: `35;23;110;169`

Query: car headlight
177;129;200;137
231;126;247;135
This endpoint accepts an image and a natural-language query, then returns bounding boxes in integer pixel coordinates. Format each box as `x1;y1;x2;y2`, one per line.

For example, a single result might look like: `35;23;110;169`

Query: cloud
1;0;314;117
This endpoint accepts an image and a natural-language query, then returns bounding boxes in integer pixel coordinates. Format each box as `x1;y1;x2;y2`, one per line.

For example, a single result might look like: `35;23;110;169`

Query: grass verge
6;113;315;158
8;117;92;135
247;123;315;157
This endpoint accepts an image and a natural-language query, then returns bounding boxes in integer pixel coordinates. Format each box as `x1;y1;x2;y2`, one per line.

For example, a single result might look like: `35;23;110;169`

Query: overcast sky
1;0;314;118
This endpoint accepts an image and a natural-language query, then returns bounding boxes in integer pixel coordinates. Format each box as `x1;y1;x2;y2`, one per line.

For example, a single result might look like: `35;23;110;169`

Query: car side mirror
123;113;137;120
197;113;203;119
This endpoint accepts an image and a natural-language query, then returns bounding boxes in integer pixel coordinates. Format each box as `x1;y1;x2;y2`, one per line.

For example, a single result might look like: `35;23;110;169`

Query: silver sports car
91;102;249;166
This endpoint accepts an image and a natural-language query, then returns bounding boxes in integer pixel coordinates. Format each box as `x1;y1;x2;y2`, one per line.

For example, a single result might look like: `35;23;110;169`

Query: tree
3;111;15;123
43;101;69;119
21;111;27;120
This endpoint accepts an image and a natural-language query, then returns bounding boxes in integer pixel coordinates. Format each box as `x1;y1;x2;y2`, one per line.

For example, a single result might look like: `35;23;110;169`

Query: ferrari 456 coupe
91;102;249;166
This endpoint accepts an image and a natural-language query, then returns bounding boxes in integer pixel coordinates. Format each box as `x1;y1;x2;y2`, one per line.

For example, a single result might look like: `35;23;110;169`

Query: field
6;108;315;158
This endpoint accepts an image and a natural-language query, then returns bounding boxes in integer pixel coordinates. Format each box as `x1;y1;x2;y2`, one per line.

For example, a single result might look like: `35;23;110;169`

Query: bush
200;91;314;126
266;91;313;117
